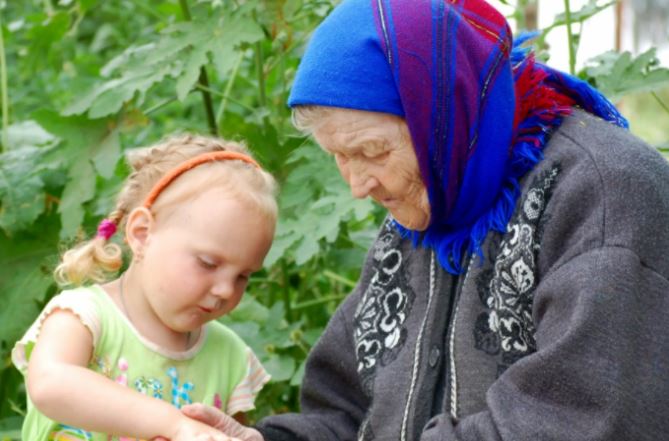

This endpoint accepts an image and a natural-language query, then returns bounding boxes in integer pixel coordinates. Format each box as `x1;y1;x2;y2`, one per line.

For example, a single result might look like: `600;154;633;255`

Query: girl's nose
211;277;234;299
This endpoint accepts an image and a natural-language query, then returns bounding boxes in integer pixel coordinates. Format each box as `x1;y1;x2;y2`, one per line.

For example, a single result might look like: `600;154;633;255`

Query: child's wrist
161;406;190;439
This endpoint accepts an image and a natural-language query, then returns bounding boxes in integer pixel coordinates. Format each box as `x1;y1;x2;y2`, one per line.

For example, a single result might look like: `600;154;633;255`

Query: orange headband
143;151;261;209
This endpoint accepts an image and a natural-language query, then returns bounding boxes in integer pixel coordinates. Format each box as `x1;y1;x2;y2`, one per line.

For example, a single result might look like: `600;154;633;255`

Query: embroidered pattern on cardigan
354;220;415;392
474;164;561;375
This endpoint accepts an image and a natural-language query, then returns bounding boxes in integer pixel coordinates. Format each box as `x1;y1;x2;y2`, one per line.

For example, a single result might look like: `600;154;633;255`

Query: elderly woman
185;0;669;439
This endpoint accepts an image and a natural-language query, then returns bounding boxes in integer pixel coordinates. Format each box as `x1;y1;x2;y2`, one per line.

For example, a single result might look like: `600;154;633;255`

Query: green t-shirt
12;285;269;441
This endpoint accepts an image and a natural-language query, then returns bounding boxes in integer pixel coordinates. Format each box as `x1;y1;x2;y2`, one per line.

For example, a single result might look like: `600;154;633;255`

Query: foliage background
0;0;668;439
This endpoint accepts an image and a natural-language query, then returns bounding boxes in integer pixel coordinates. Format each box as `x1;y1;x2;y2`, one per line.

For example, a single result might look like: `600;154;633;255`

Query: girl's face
131;187;275;334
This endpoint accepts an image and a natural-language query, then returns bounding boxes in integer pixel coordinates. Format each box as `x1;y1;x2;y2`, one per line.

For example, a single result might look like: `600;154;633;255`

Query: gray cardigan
257;110;669;440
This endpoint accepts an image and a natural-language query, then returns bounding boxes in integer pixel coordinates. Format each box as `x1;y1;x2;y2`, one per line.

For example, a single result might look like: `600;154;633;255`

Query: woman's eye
335;153;349;164
363;150;390;161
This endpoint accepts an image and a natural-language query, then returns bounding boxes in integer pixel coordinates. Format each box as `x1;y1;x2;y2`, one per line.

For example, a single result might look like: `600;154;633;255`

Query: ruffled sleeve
11;288;101;373
225;347;271;415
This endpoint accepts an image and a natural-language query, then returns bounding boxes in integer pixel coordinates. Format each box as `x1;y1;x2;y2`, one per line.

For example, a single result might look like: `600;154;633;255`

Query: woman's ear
125;207;154;257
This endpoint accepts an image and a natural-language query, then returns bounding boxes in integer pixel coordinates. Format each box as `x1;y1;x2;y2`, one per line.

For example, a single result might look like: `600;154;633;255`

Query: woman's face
312;108;430;231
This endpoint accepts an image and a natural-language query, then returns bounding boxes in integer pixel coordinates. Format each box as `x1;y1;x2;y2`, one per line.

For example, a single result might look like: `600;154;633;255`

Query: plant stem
323;269;357;288
281;260;294;322
216;51;243;125
563;0;576;75
291;294;348;310
195;84;257;113
178;0;192;20
144;97;177;116
0;12;8;152
178;0;218;135
197;70;218;135
651;92;669;117
255;41;267;109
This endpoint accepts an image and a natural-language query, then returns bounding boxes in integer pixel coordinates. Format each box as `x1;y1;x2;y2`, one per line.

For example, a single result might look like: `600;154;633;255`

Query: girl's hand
166;414;242;441
181;404;264;441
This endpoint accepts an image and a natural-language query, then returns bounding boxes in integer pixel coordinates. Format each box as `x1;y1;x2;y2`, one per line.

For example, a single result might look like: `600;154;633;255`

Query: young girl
11;135;277;441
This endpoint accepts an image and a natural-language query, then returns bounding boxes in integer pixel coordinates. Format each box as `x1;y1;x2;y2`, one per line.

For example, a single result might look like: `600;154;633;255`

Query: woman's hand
180;404;264;441
163;413;242;441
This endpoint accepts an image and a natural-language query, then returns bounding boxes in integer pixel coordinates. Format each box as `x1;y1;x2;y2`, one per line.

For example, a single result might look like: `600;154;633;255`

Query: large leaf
63;12;264;117
0;221;58;355
0;121;60;235
32;110;116;238
58;157;97;239
265;143;377;266
583;49;669;100
0;146;52;236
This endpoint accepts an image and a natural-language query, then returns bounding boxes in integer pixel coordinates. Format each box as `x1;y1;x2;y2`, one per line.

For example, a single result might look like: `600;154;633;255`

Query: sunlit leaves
32;110;118;238
583;49;669;101
0;146;49;235
63;12;264;118
265;142;379;266
0;122;58;235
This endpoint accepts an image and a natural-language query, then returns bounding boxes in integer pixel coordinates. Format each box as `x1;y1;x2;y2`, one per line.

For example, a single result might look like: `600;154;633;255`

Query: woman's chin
391;210;430;231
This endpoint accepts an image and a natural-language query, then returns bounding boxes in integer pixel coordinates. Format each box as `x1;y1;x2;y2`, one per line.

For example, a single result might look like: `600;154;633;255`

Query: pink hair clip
96;219;117;240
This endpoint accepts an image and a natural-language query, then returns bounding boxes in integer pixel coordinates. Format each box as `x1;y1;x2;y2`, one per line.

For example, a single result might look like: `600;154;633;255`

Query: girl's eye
197;257;217;270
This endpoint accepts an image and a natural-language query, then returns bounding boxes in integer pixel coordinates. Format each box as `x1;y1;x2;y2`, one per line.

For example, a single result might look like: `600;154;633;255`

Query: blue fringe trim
394;33;628;274
395;112;559;273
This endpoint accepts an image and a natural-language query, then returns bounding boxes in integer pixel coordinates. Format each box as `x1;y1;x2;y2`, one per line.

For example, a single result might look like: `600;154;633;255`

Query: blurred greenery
1;0;668;439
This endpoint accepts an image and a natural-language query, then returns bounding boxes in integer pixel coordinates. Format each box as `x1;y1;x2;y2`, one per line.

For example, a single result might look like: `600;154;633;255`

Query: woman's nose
345;162;377;199
349;174;376;198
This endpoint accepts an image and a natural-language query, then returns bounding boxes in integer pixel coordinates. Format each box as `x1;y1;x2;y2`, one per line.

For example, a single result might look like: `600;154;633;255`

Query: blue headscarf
289;0;628;273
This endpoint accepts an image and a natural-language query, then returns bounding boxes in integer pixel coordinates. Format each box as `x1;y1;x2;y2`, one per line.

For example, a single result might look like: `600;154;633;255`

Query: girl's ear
125;207;154;256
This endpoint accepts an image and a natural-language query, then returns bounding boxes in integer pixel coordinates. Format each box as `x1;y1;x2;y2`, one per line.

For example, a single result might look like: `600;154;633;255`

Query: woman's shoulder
546;110;669;180
530;111;669;276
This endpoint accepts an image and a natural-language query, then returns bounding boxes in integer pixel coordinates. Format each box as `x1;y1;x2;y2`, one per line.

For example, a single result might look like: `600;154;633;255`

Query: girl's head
55;134;278;289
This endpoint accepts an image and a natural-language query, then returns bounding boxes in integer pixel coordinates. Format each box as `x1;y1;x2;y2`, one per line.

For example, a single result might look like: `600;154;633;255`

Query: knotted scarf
289;0;628;273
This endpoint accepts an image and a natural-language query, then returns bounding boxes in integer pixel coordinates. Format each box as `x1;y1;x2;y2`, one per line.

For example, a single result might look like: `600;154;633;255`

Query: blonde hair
54;134;278;286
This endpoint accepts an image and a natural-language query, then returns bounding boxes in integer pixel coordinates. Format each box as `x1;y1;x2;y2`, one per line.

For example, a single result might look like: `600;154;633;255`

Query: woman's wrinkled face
312;108;430;231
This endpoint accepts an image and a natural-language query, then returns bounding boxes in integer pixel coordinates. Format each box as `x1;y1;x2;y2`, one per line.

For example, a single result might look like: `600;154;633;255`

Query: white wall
488;0;669;72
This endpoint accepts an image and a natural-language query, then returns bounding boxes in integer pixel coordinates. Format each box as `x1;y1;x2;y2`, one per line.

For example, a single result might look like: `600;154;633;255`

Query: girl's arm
27;309;231;441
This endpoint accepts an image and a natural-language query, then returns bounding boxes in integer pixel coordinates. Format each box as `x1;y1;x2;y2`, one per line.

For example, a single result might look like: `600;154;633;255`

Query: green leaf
289;360;306;386
92;130;121;180
58;157;96;239
31;111;116;237
0;146;52;235
0;226;57;353
63;11;264;118
3;120;57;151
225;294;270;323
0;416;23;439
210;17;264;77
583;49;669;100
264;228;301;267
294;235;321;265
553;0;616;25
263;354;295;382
176;46;208;102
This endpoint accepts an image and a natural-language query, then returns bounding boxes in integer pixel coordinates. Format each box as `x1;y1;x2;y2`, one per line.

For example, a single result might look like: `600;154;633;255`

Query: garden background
1;0;668;439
